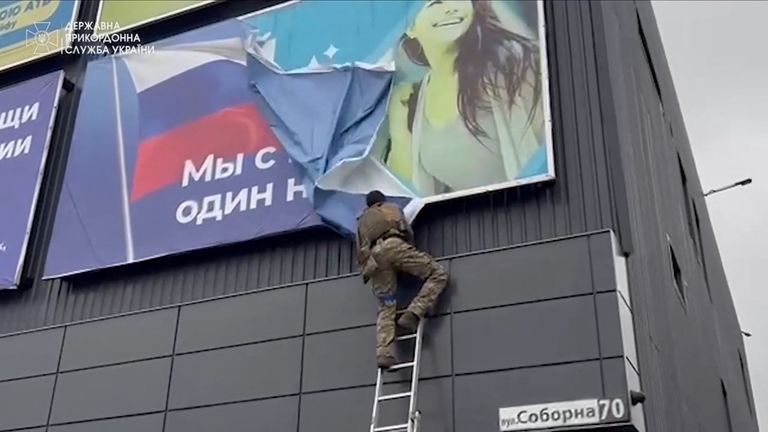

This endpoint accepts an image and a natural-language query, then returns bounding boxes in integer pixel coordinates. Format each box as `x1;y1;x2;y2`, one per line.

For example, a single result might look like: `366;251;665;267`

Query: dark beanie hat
366;190;386;207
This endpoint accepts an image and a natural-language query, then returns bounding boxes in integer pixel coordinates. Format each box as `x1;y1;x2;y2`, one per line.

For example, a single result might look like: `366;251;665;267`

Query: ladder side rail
408;319;425;432
371;368;384;432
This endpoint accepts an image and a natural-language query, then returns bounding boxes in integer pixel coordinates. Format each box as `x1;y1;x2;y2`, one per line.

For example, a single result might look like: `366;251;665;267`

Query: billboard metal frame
10;71;65;288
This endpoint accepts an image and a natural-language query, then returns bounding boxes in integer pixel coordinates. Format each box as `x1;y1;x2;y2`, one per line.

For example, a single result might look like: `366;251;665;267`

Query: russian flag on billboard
44;37;321;277
123;38;322;261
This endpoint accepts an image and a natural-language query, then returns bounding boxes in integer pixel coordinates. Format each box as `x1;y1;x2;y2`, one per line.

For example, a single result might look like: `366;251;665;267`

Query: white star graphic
324;44;339;60
307;56;321;69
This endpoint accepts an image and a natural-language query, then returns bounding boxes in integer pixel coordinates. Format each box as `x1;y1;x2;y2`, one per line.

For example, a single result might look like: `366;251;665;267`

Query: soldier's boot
377;353;397;370
397;311;420;332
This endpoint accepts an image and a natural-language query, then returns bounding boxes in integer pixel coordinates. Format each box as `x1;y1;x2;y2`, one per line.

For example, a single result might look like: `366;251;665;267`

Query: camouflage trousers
368;237;448;358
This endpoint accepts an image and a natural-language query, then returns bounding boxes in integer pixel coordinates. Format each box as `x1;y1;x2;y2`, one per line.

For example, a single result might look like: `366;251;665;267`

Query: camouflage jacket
355;202;414;269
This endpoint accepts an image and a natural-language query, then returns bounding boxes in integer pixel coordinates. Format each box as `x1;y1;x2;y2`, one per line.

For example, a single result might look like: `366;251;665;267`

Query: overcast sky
653;1;767;428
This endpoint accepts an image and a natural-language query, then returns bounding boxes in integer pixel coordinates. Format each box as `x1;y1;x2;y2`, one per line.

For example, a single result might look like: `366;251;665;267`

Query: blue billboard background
0;70;63;289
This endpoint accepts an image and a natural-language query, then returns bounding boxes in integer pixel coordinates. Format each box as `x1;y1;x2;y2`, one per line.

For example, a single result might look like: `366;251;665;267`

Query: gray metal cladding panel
302;317;450;392
50;358;171;424
454;361;604;431
602;357;630;400
48;414;164;432
300;386;371;432
601;357;636;426
169;337;302;409
453;296;599;374
590;232;619;291
299;386;372;432
176;284;305;353
0;328;62;381
450;236;593;312
306;275;376;333
596;292;624;358
299;378;451;432
60;308;177;371
0;375;55;431
301;325;372;392
165;396;298;432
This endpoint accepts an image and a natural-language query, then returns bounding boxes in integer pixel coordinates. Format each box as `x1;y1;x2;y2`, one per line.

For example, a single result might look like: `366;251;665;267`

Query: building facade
0;1;757;431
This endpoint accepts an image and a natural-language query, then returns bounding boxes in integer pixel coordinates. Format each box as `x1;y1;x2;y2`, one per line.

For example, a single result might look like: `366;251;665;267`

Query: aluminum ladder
370;317;426;432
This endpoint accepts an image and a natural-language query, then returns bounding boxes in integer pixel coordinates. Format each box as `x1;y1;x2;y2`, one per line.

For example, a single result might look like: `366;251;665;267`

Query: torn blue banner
247;54;419;236
241;0;431;237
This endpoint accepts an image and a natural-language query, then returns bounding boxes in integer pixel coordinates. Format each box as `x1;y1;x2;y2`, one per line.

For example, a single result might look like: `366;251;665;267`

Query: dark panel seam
296;284;309;432
161;307;181;432
44;326;67;429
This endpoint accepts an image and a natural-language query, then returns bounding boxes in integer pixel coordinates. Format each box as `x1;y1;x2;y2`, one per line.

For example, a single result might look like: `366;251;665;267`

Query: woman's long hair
401;0;542;140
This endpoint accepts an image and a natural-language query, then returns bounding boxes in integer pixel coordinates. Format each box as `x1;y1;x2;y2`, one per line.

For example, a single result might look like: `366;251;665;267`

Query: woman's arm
386;83;415;181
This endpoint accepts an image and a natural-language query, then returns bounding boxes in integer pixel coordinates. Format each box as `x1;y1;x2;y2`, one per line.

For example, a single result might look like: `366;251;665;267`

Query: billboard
0;70;63;289
43;33;322;278
245;0;553;229
0;0;79;72
95;0;215;35
44;0;552;278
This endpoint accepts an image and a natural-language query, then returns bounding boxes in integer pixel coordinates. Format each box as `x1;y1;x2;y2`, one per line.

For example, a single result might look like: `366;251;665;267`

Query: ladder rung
388;361;415;371
396;333;417;341
378;391;411;401
374;423;409;432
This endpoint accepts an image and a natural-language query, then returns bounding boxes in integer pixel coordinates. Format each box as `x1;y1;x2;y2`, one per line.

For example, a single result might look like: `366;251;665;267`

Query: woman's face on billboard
410;0;474;46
